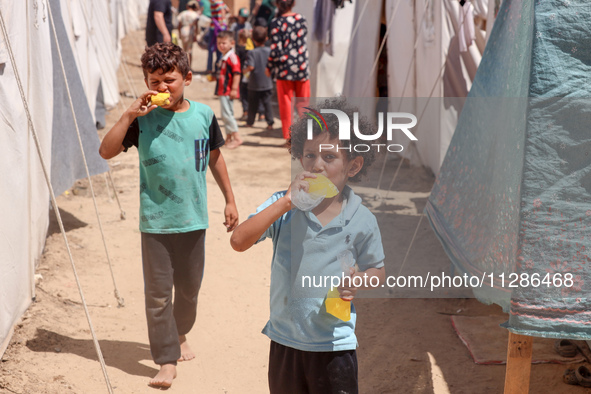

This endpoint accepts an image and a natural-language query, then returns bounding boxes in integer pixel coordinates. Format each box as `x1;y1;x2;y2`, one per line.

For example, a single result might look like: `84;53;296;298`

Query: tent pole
503;332;533;394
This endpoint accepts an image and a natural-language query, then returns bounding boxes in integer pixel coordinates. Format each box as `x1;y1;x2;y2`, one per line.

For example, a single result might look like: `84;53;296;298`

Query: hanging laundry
458;1;475;52
313;0;336;55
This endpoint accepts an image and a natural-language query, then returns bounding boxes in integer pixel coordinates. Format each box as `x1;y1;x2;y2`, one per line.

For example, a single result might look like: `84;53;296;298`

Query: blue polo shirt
252;186;385;352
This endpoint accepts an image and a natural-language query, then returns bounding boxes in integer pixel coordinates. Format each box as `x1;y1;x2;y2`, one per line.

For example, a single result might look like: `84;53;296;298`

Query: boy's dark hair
288;98;378;182
277;0;295;15
252;26;267;44
217;30;235;41
141;42;190;77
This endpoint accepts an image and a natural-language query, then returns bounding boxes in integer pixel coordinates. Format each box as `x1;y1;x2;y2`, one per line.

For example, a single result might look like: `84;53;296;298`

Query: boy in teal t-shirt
230;99;385;393
99;42;238;389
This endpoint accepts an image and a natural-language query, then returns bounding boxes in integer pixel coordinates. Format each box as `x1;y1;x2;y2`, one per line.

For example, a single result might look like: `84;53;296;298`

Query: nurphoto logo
304;107;418;153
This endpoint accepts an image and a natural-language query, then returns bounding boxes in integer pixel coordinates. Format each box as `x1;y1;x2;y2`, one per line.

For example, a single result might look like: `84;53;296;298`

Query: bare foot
228;137;243;149
178;335;195;362
149;364;176;389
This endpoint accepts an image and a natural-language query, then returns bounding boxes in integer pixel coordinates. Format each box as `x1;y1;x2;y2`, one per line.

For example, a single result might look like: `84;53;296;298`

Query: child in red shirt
216;30;243;148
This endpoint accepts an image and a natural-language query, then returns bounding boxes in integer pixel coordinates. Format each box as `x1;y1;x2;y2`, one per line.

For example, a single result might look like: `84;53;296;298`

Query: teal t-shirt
123;100;224;233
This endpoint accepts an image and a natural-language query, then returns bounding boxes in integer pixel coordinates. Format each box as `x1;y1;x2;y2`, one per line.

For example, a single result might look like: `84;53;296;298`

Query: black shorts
268;341;358;394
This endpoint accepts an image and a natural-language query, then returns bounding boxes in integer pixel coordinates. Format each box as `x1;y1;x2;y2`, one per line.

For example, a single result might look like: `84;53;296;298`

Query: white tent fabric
312;1;355;97
0;0;54;356
60;0;103;123
312;0;492;175
0;0;143;357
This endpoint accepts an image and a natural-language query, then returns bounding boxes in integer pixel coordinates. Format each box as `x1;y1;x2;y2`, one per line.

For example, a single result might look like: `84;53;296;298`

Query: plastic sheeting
338;0;482;175
426;0;591;339
0;0;53;354
50;0;109;196
0;0;137;355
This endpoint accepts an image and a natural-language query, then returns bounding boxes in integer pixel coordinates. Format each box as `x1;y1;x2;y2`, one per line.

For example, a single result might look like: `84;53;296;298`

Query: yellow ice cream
150;92;171;106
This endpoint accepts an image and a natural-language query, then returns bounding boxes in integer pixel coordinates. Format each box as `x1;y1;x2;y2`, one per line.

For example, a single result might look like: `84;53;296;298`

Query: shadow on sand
26;328;157;378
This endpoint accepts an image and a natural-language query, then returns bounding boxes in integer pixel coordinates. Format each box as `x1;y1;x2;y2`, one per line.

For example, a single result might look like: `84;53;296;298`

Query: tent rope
47;1;125;308
107;170;126;220
120;52;139;99
74;0;128;220
396;214;424;277
0;7;114;394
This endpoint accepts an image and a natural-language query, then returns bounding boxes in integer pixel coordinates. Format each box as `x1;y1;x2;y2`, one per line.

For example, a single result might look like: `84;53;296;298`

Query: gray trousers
219;95;238;135
141;230;205;365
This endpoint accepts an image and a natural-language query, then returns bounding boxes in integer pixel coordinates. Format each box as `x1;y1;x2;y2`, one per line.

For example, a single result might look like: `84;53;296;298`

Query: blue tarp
426;0;591;339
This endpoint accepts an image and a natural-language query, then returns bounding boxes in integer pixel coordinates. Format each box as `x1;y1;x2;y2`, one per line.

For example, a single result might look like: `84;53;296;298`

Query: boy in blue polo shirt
99;42;238;389
230;99;385;393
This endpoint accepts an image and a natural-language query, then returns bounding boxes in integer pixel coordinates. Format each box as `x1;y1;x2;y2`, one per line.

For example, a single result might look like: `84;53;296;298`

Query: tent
426;0;591;339
303;0;498;175
0;0;146;358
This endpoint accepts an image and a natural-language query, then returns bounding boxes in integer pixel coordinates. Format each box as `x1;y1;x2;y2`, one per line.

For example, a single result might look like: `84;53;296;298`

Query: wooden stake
504;332;533;394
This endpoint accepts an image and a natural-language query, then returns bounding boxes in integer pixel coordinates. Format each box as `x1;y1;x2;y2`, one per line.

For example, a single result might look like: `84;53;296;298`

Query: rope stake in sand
107;170;126;220
46;1;125;309
0;6;114;394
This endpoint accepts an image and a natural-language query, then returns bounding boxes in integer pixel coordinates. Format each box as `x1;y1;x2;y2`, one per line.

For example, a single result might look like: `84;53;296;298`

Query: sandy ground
0;30;588;394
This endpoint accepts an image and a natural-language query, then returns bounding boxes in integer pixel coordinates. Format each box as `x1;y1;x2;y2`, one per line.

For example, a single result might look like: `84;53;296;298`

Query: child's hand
229;89;238;100
265;68;271;78
338;267;358;301
223;202;239;232
128;91;159;117
285;172;317;208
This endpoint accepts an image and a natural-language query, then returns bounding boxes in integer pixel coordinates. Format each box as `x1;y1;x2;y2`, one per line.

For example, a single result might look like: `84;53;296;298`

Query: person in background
206;0;229;76
244;26;274;130
230;8;253;44
146;0;173;46
266;0;309;143
177;0;201;69
216;30;244;148
178;0;190;12
235;29;252;121
252;0;276;27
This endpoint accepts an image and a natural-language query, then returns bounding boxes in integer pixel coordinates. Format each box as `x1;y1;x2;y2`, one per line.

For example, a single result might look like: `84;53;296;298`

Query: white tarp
319;0;490;175
0;0;142;357
0;0;53;354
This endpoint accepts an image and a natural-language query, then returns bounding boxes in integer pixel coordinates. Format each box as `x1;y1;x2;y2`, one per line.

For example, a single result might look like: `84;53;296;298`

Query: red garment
276;79;310;139
217;49;241;97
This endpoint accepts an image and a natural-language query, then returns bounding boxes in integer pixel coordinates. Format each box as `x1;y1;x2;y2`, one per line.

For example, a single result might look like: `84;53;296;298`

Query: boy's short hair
216;30;234;42
288;99;378;182
141;42;190;77
252;26;267;44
